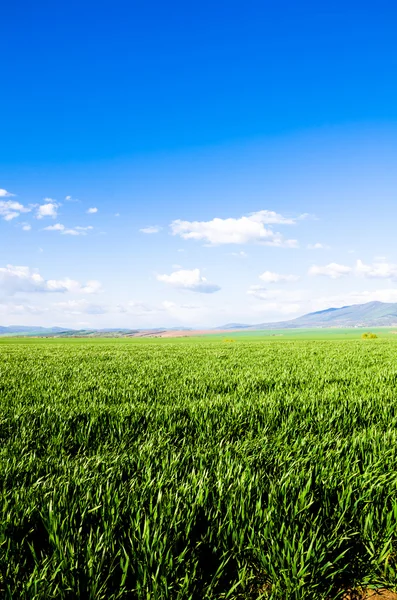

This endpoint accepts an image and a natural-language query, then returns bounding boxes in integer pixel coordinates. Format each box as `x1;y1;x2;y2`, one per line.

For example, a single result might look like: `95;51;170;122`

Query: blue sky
2;1;397;328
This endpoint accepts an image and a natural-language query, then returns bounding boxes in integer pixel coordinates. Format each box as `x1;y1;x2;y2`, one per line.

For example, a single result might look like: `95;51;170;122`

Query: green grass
1;338;397;598
1;326;397;344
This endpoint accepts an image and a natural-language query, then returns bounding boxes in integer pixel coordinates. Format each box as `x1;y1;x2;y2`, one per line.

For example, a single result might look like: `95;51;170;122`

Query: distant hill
0;326;73;335
0;326;190;338
218;301;397;330
0;326;137;337
3;302;397;337
219;323;252;329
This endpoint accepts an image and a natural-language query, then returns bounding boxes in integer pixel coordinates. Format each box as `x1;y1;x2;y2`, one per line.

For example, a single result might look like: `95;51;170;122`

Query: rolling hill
219;301;397;330
3;302;397;337
0;326;72;335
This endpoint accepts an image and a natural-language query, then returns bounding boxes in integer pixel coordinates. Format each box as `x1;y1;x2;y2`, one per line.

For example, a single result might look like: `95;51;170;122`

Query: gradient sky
2;1;397;328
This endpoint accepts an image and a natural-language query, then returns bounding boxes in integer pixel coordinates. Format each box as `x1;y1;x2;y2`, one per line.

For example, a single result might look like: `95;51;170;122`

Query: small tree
362;332;378;339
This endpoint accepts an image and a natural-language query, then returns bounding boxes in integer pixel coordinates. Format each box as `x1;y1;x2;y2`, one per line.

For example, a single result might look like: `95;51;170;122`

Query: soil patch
342;590;397;599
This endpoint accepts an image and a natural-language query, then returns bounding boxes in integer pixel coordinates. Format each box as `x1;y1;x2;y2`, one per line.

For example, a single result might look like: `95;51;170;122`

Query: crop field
1;337;397;599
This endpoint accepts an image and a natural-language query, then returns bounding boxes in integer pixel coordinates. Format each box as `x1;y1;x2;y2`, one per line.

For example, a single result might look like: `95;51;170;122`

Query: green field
2;337;397;598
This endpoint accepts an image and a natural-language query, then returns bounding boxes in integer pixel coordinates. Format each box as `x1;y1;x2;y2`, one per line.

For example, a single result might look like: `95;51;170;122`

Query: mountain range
219;301;397;330
2;302;397;336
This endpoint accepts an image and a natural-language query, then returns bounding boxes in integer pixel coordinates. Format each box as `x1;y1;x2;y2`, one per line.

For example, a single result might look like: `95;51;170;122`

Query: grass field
1;337;397;598
1;327;397;343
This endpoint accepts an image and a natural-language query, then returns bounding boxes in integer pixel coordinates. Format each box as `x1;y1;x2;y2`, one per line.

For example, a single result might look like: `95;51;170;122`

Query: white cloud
46;278;102;294
22;223;31;231
0;265;102;296
308;263;352;279
63;229;81;236
63;227;93;236
43;223;92;236
86;207;98;214
170;210;299;246
307;243;328;250
356;259;397;280
36;199;59;219
157;268;220;293
0;189;15;197
0;200;31;221
140;225;161;234
79;280;102;294
308;259;397;281
44;223;65;231
0;265;52;295
0;266;66;295
259;270;299;283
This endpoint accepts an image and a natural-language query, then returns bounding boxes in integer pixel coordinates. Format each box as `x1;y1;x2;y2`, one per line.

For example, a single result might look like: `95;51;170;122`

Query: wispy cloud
0;188;15;197
157;268;220;293
297;213;318;221
44;223;65;232
63;229;83;236
43;223;93;236
309;263;352;279
86;207;98;214
356;259;397;280
170;210;300;246
0;200;31;221
140;225;162;234
309;259;397;281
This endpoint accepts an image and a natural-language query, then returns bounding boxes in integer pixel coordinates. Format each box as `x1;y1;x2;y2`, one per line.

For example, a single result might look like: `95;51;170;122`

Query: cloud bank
0;265;101;296
157;268;220;293
171;210;299;246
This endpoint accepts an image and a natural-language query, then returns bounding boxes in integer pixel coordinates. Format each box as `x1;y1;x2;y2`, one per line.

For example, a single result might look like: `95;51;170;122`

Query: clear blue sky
2;1;397;328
